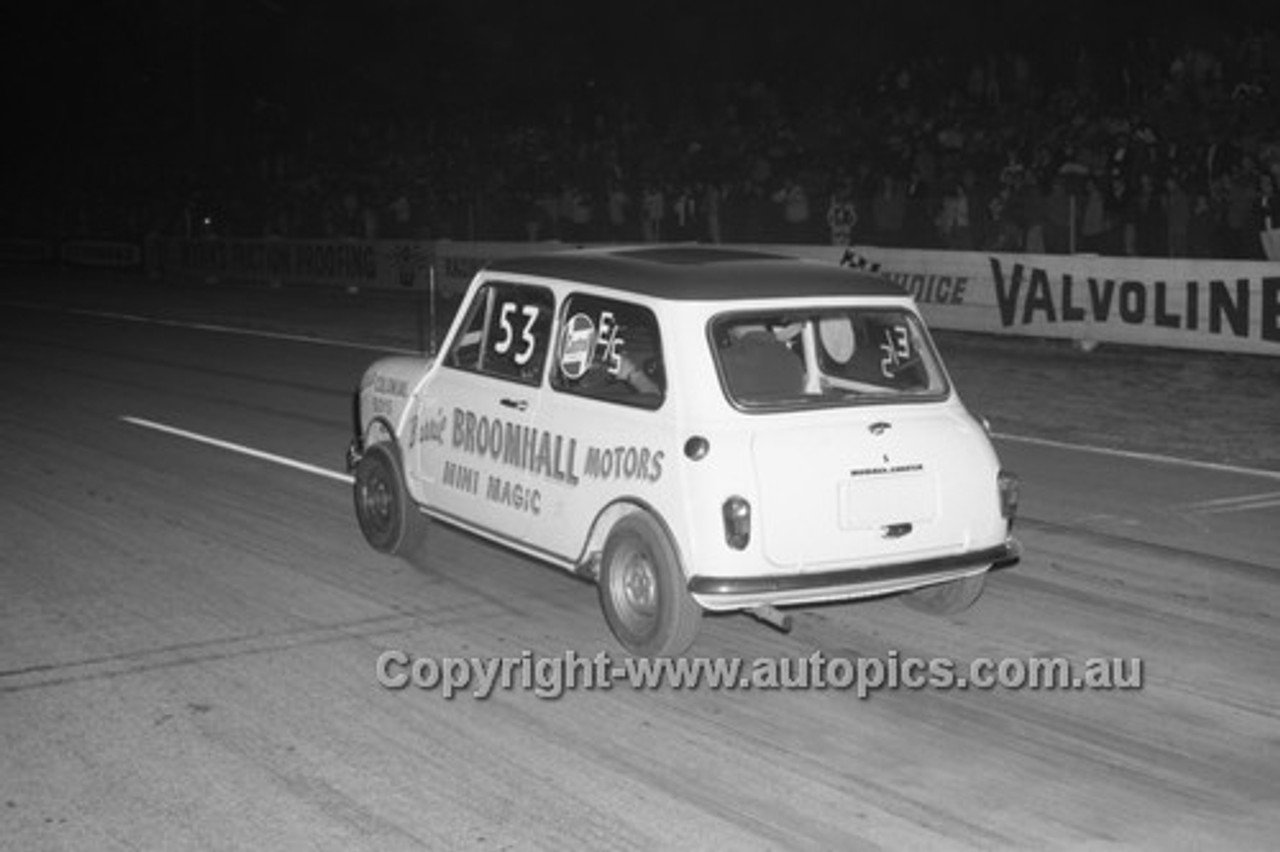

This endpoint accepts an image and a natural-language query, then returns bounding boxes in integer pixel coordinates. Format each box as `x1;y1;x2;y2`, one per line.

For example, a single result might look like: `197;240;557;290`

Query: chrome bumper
687;540;1020;598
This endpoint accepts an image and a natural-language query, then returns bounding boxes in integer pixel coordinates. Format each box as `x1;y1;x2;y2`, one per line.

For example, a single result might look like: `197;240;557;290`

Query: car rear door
748;405;1000;569
710;305;1005;569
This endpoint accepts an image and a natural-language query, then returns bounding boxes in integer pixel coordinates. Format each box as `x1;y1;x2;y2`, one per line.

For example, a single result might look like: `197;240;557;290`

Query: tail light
722;496;751;550
998;470;1019;529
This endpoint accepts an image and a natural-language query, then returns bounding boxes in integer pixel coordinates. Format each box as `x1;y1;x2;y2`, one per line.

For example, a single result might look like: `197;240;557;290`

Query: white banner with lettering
771;245;1280;356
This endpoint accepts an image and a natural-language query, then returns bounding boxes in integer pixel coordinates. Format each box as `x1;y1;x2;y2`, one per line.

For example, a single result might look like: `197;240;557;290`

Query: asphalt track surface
2;273;1278;850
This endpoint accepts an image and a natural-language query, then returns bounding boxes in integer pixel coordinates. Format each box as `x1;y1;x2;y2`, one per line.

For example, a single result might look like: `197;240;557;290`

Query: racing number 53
495;302;541;366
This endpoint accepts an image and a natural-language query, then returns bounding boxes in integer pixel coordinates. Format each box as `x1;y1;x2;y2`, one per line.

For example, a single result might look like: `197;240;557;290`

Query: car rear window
710;308;948;409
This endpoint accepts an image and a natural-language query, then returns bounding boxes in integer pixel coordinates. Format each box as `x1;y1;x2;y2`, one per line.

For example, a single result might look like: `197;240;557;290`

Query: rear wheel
353;443;426;557
599;513;702;657
901;571;987;615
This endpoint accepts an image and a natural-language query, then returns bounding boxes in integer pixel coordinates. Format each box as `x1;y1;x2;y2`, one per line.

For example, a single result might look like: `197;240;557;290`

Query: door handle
500;398;528;411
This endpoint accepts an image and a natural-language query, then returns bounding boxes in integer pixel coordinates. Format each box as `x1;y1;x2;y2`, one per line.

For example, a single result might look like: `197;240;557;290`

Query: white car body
350;246;1019;655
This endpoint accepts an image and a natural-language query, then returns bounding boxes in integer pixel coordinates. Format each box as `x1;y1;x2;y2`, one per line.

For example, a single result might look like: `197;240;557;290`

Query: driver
610;319;661;394
569;317;662;396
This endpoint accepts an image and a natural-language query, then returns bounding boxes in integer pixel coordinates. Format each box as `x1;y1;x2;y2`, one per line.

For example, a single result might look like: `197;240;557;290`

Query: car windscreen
710;307;949;409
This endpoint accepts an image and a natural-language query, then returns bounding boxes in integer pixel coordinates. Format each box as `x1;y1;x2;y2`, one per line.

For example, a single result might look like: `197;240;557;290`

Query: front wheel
599;513;702;657
901;571;987;615
353;443;426;557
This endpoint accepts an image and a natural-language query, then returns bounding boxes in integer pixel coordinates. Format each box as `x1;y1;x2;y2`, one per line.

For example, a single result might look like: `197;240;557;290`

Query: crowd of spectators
19;22;1280;261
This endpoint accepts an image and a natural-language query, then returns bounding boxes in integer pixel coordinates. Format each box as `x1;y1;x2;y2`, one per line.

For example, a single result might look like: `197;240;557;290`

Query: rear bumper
687;539;1020;607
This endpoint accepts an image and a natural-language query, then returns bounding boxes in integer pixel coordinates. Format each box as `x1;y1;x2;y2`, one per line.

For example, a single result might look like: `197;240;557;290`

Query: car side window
550;294;665;410
445;281;554;386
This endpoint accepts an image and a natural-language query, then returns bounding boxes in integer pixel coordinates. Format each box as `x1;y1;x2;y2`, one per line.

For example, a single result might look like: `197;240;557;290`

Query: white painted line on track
1195;498;1280;515
1183;490;1280;515
1187;490;1280;509
2;299;424;356
992;432;1280;482
121;416;354;484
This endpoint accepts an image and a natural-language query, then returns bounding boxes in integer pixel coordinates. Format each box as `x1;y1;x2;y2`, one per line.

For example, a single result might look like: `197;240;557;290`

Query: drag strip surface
1;305;1277;850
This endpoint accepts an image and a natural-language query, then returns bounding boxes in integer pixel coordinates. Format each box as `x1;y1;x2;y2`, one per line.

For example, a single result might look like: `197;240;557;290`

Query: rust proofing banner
156;238;578;295
157;238;431;291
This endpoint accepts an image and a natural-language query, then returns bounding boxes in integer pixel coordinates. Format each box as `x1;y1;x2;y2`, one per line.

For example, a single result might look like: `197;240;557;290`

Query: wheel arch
362;415;399;454
577;497;688;584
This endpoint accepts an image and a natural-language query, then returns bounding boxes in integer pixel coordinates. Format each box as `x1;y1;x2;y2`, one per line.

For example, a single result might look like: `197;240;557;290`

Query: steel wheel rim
610;541;658;635
359;469;394;535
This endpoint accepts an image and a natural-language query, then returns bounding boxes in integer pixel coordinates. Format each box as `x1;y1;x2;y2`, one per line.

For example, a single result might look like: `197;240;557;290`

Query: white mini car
349;246;1019;656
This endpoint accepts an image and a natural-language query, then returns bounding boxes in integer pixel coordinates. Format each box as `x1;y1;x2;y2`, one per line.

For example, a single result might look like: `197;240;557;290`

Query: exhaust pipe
747;605;793;634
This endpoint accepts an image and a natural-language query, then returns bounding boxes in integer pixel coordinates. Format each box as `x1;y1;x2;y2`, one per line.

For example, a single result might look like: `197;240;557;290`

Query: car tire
901;571;987;615
599;513;702;657
353;442;426;557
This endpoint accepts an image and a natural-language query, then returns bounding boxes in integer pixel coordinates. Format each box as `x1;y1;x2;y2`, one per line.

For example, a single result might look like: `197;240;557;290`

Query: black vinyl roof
483;246;906;301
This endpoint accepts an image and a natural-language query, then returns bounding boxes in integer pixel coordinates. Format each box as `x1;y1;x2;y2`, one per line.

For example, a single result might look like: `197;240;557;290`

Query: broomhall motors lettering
990;259;1280;343
452;408;580;485
449;407;665;485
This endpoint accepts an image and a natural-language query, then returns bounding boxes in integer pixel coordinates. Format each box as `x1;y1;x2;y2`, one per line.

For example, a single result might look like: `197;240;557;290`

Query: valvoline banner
778;245;1280;356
